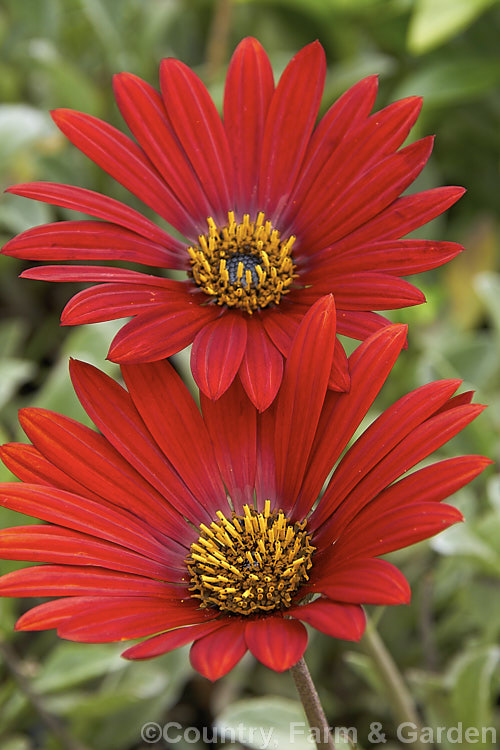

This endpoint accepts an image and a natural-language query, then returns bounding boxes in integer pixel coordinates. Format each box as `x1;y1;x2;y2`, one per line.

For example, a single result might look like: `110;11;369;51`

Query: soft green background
0;1;499;748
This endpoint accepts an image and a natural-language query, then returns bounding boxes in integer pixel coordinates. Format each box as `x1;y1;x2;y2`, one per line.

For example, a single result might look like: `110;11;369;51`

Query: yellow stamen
187;211;297;314
186;503;315;616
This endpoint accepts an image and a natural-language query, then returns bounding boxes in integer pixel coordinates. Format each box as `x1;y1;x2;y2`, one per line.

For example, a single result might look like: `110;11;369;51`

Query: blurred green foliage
0;0;499;748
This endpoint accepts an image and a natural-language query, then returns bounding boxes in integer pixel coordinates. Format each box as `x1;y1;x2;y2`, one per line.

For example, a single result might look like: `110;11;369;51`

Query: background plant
0;1;499;748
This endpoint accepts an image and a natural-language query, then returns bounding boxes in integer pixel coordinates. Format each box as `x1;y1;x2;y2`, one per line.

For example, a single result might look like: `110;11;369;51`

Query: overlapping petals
0;297;489;679
2;38;464;409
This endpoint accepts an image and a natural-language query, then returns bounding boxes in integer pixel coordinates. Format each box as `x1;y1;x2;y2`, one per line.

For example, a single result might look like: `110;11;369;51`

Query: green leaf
216;695;355;749
407;0;498;54
447;645;500;739
393;59;500;107
33;642;125;694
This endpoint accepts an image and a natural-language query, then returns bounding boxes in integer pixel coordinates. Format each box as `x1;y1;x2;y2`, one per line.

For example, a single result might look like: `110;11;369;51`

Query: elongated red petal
328;272;425;311
21;265;177;285
336;502;464;559
160;58;234;221
223;37;274;211
0;482;170;563
200;378;256;514
190;622;248;680
280;75;378;229
56;596;213;642
0;565;182;598
311;379;462;534
17;406;189;544
191;313;247;399
123;621;225;660
245;617;307;671
295;324;407;518
330;186;465;255
274;296;336;512
51;109;192;232
238;317;283;411
61;284;175;325
307;558;411;605
2;220;184;266
113;72;211;235
259;42;326;221
323;403;485;542
121;359;227;515
107;302;219;363
69;359;209;528
287;599;365;641
0;525;172;578
336;310;394;341
5;182;173;245
312;239;463;277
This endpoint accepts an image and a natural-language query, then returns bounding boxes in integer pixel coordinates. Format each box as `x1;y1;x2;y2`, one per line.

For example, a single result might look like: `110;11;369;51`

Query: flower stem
290;657;336;750
360;617;427;750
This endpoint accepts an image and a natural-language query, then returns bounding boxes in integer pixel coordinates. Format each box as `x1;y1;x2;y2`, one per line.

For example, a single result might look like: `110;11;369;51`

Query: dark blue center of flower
226;252;259;287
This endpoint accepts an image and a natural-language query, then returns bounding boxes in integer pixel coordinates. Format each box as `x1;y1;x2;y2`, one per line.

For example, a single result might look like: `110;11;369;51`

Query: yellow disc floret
186;500;315;615
187;212;297;313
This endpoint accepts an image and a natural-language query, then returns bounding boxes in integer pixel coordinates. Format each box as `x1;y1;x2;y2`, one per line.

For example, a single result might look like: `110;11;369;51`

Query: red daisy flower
0;297;489;680
2;39;464;410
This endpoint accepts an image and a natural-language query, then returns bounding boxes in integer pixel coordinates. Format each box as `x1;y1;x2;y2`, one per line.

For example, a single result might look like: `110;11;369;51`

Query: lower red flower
0;298;489;680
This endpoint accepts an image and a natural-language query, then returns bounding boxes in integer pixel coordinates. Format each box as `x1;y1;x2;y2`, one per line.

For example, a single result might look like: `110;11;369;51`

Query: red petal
56;596;213;642
321;403;485;542
223;37;274;211
327;272;425;311
287;599;365;641
2;220;184;267
238;317;283;411
113;72;211;235
107;302;219;363
190;621;248;680
69;359;209;528
123;620;225;660
160;58;234;221
329;338;350;392
5;182;174;245
255;402;278;511
121;359;227;515
280;75;378;228
0;565;181;598
259;42;326;221
0;480;171;564
191;313;247;399
336;502;463;559
295;324;407;518
200;377;256;514
51;109;192;232
307;558;411;605
0;525;172;578
310;379;462;535
274;296;336;512
313;239;463;277
355;455;492;518
245;617;307;671
17;406;189;544
336;310;394;342
330;186;465;254
61;284;175;325
21;265;177;285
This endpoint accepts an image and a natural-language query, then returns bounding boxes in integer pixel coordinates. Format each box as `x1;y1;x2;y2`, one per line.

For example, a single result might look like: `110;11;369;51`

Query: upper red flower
0;297;489;680
2;38;464;409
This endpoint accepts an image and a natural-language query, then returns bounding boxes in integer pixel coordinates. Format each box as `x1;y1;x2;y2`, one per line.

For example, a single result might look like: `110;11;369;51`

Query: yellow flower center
187;211;297;313
186;500;315;616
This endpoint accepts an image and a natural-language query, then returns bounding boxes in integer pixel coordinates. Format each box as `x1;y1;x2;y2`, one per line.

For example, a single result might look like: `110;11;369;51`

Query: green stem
360;617;427;750
290;657;336;750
